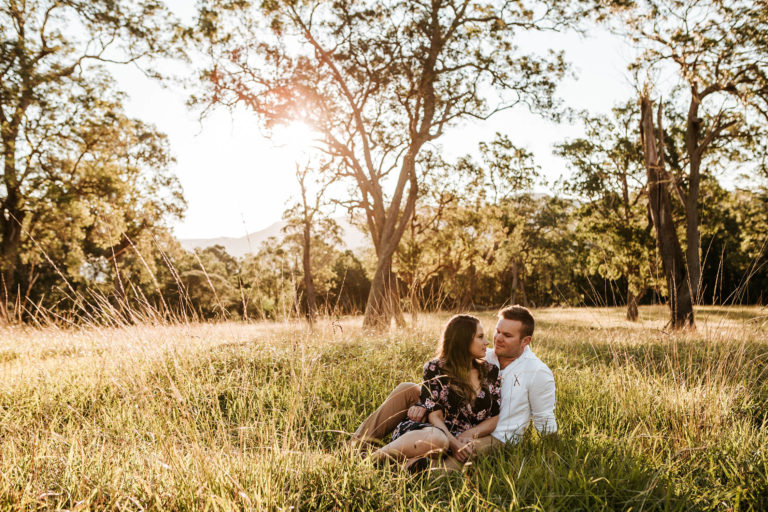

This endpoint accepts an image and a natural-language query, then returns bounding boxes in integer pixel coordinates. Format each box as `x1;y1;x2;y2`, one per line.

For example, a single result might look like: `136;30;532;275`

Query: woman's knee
423;428;450;452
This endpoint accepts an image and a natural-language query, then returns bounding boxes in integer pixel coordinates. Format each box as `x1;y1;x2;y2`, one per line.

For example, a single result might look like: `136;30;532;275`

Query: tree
640;93;694;328
0;0;178;314
327;250;371;315
1;78;186;321
396;134;541;311
179;245;241;319
281;162;340;324
239;237;298;319
555;103;657;320
625;0;768;303
193;0;575;329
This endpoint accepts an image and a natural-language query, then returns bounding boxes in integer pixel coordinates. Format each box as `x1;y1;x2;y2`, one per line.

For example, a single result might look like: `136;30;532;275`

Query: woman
370;314;502;471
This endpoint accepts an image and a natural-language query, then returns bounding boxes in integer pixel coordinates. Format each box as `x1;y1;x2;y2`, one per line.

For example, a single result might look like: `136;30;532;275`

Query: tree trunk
0;190;24;312
685;93;703;304
362;150;419;330
516;265;528;307
640;94;694;329
409;284;419;326
1;100;27;317
363;251;398;330
302;221;317;324
685;197;701;304
626;289;639;321
509;259;520;305
459;264;477;311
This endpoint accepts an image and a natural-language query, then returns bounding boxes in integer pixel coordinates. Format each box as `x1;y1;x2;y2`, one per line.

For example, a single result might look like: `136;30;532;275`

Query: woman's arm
456;415;498;442
428;410;474;462
457;365;502;443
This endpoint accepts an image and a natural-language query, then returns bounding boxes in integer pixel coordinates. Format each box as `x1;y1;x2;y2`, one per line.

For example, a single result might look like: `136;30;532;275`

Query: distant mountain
179;217;369;258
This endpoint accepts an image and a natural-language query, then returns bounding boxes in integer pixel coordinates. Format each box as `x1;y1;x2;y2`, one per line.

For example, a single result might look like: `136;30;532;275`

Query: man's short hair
498;305;534;338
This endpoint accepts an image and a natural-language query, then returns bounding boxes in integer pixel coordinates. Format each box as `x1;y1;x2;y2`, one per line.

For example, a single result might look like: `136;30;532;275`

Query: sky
108;4;638;240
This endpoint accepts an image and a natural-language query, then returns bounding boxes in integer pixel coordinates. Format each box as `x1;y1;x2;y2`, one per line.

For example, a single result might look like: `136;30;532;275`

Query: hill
180;217;368;257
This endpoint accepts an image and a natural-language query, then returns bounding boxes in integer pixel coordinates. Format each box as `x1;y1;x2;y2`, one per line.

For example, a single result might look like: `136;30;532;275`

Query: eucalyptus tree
556;103;657;320
11;79;185;317
281;161;340;324
640;93;694;328
397;133;540;312
0;0;179;312
193;0;582;329
625;0;768;303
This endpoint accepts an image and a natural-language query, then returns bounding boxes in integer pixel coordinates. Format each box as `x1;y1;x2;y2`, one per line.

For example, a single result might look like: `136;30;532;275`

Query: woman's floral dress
392;358;501;440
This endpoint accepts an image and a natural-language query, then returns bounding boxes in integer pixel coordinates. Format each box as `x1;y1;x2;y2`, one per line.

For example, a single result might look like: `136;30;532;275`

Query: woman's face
469;323;488;359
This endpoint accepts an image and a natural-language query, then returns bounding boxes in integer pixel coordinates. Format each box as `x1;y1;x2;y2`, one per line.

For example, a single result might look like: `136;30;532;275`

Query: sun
271;121;320;156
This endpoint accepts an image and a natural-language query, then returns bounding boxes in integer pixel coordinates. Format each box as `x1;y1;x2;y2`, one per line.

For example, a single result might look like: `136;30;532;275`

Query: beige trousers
351;382;420;445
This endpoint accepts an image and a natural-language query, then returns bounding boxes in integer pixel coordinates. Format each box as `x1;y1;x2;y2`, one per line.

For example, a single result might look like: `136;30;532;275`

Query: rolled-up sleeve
529;368;557;434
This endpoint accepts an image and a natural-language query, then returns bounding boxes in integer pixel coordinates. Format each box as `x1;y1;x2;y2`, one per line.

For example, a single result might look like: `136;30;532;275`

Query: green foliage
0;0;183;319
556;104;660;307
399;134;591;311
328;250;372;314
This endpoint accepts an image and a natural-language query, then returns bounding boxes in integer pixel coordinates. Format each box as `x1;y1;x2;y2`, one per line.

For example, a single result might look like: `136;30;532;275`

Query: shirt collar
487;345;533;370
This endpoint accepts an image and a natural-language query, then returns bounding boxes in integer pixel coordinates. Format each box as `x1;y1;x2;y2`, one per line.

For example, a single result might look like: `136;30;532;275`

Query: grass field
1;306;767;510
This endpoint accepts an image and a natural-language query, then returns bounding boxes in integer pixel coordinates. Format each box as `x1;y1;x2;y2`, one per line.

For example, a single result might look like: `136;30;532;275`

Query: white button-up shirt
485;346;557;443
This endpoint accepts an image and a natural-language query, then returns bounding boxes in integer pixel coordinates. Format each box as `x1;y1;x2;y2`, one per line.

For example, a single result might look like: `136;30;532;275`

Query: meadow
1;306;767;511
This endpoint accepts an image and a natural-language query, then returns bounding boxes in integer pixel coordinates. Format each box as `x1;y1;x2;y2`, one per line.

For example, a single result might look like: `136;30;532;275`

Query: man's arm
529;368;557;434
407;405;427;422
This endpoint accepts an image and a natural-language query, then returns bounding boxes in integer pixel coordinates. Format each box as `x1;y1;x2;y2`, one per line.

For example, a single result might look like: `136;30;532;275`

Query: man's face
493;318;531;361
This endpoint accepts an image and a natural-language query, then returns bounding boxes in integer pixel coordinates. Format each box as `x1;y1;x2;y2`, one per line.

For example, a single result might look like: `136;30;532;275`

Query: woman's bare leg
429;435;505;473
370;427;448;462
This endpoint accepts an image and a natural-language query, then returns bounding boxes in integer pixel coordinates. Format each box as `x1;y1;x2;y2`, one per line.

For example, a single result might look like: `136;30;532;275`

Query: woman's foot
405;456;431;474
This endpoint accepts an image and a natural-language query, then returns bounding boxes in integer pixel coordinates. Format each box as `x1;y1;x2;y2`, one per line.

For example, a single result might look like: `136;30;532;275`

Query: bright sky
109;3;637;240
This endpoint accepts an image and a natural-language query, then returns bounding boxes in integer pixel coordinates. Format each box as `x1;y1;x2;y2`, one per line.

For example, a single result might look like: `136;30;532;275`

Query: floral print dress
392;358;502;440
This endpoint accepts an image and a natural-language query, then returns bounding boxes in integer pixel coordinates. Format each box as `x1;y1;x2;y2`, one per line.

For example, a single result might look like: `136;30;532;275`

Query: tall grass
1;306;767;510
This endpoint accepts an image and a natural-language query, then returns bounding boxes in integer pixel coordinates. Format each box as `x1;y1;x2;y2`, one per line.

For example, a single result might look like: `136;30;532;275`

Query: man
350;305;556;466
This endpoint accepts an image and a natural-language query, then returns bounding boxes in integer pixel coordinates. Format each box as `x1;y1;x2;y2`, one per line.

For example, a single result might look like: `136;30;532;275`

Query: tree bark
685;91;703;303
509;259;520;305
685;91;704;304
1;148;24;311
458;263;477;311
640;94;694;329
626;289;639;321
362;149;419;330
302;221;317;324
363;250;400;330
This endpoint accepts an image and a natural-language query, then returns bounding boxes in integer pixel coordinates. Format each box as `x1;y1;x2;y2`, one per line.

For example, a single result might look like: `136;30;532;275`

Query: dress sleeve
488;365;502;417
420;359;445;415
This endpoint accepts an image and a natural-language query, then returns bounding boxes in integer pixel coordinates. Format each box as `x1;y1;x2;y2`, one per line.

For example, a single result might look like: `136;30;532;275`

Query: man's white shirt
485;346;557;443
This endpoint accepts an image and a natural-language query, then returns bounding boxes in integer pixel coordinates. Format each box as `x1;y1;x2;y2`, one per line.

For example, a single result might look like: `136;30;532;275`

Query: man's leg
350;382;420;448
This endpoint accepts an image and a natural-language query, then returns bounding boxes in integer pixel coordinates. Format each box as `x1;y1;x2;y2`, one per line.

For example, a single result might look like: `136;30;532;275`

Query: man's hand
407;405;427;422
451;437;475;463
456;430;476;443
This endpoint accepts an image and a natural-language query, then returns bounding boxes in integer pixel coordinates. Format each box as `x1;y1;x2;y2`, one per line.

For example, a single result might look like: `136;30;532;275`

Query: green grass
1;306;767;510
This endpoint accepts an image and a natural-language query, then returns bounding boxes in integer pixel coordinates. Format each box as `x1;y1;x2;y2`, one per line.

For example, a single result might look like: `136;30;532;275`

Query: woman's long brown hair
437;314;486;402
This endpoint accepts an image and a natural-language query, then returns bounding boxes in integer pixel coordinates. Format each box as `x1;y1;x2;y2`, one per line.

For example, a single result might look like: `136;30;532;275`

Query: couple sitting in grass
350;305;557;473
